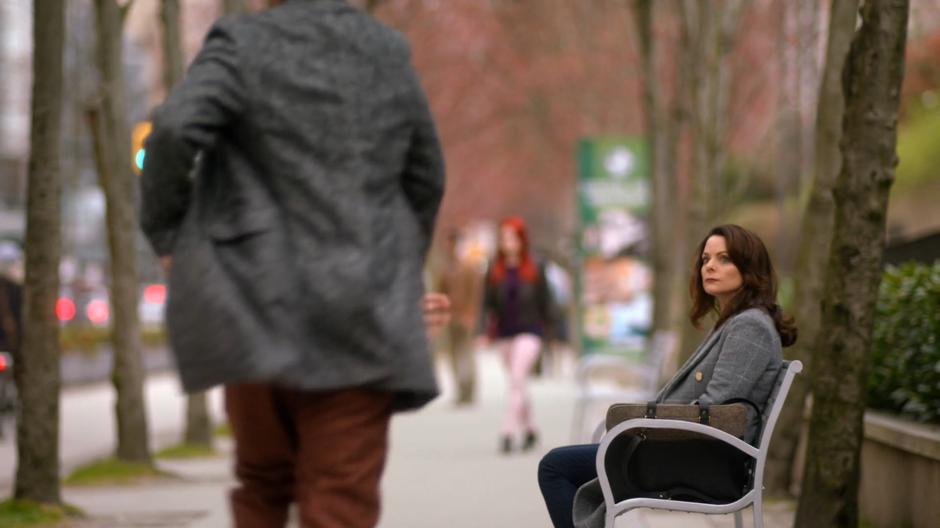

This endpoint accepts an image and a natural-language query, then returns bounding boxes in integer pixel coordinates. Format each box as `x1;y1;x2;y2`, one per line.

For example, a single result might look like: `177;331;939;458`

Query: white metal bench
571;331;678;442
595;359;804;528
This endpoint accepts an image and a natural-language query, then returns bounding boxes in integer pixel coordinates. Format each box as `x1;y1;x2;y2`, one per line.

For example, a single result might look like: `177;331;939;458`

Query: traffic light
131;121;152;175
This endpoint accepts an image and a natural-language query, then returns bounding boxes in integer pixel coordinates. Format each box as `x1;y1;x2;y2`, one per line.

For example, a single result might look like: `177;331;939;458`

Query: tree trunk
632;0;674;339
158;0;214;449
675;0;707;363
765;0;859;497
797;0;822;199
222;0;246;15
710;0;744;217
92;0;151;464
182;392;212;446
774;0;801;276
14;0;65;505
795;1;909;526
662;1;694;377
160;0;184;96
677;0;742;363
685;0;711;238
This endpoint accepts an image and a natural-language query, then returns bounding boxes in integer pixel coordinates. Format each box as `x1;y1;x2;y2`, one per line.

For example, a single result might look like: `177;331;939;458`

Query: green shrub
868;262;940;424
895;108;940;192
59;326;110;354
59;326;167;354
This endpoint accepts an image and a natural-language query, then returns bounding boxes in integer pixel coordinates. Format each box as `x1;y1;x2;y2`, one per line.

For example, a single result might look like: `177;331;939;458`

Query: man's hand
422;292;451;338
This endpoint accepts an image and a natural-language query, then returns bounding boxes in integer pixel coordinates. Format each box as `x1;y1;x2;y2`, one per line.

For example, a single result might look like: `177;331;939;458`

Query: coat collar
656;323;725;400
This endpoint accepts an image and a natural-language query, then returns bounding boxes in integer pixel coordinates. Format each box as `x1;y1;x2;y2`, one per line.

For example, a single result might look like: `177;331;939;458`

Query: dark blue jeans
537;444;598;528
538;439;751;527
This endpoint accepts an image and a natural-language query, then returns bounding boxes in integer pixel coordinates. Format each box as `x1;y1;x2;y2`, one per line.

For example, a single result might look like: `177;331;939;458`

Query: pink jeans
498;333;542;436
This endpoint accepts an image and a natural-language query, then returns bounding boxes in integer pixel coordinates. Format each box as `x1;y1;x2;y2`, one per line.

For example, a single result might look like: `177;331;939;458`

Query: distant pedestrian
0;242;22;357
481;217;552;454
0;241;23;439
139;1;445;527
437;230;483;405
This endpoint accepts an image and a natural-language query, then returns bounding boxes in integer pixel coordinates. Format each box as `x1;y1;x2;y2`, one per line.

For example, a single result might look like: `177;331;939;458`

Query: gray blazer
573;308;783;528
140;0;445;411
657;307;783;442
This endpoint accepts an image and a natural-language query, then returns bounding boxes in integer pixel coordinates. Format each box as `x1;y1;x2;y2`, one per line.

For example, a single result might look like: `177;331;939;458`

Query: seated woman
538;224;798;528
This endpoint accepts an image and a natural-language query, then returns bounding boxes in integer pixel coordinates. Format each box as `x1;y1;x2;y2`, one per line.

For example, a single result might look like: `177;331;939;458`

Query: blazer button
695;371;703;382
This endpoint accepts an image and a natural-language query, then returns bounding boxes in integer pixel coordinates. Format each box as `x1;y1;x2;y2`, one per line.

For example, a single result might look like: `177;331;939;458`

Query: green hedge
895;107;940;192
60;325;167;354
867;262;940;424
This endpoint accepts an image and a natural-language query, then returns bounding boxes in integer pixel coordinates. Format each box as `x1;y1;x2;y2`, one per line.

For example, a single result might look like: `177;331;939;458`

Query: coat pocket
206;207;293;308
207;207;278;242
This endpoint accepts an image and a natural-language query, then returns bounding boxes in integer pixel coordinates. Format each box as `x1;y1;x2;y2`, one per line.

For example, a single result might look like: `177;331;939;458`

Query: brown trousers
446;323;476;404
225;384;394;528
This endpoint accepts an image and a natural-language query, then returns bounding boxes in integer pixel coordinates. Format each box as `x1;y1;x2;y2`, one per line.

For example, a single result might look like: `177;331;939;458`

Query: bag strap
720;397;761;417
645;401;714;426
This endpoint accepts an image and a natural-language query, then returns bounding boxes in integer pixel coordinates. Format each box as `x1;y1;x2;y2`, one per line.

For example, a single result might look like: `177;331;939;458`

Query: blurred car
139;283;166;328
56;283;166;329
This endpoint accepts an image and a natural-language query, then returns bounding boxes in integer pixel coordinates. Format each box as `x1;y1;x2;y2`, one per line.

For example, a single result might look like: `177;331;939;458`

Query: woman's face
701;235;743;307
499;225;522;258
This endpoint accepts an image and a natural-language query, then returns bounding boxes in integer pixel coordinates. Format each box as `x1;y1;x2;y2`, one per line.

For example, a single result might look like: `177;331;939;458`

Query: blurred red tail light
56;297;76;322
86;299;110;326
143;284;167;304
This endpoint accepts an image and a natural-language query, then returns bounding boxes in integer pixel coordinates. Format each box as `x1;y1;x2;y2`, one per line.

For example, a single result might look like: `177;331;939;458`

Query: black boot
522;430;538;451
500;435;513;454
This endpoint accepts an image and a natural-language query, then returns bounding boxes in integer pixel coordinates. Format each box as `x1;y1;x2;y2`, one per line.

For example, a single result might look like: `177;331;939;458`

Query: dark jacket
481;260;552;339
140;0;445;411
0;276;22;354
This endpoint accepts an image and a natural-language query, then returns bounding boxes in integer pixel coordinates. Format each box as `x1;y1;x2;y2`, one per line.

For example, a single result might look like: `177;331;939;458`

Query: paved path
0;374;226;492
3;350;796;527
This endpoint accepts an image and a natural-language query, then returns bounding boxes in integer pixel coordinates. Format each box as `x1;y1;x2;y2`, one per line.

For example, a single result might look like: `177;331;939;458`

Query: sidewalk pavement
45;350;794;527
0;374;227;493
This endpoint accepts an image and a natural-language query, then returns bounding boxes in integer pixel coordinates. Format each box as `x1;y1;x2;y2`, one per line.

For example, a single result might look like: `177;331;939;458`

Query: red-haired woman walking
483;217;552;454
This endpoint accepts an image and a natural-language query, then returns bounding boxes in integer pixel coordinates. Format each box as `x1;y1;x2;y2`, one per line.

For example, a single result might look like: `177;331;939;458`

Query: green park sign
576;137;652;357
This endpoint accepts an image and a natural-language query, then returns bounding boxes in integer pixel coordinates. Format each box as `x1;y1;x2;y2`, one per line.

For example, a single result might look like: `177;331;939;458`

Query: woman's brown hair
689;224;797;347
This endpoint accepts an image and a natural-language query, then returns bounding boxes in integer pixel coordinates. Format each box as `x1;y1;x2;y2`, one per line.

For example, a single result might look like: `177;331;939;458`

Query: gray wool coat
140;0;445;411
572;308;784;528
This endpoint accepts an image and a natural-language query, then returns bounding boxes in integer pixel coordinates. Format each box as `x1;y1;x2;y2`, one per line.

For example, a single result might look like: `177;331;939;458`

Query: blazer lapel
656;326;724;400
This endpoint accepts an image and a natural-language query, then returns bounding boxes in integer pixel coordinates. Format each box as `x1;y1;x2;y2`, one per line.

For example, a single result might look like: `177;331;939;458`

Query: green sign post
575;137;652;358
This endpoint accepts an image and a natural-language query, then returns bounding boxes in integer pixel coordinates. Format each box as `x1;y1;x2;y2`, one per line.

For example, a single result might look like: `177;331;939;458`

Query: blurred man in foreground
140;1;445;526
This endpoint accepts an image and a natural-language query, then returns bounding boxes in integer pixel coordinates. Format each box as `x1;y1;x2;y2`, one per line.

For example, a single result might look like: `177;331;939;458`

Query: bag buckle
698;404;710;425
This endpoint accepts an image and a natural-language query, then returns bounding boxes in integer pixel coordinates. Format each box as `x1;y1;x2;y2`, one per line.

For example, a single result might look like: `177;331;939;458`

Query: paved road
59;347;175;386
